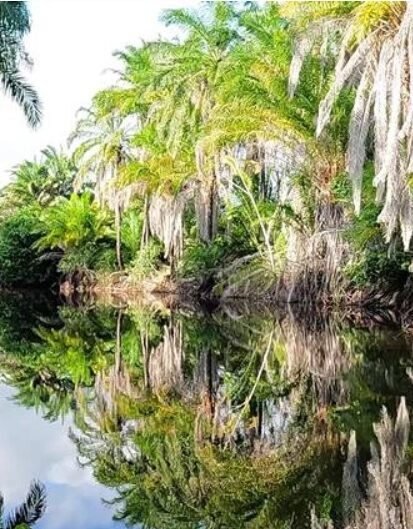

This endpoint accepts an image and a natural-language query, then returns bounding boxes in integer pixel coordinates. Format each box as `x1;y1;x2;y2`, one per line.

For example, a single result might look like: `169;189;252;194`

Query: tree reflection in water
0;481;46;529
1;297;413;527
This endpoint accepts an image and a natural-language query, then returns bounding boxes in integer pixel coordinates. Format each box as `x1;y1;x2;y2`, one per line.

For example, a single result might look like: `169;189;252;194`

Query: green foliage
179;217;257;278
351;1;400;44
179;237;230;277
333;167;412;288
0;0;412;293
3;146;77;210
129;239;162;280
58;242;117;274
0;206;52;285
345;249;410;289
36;192;113;252
92;245;118;272
121;206;143;263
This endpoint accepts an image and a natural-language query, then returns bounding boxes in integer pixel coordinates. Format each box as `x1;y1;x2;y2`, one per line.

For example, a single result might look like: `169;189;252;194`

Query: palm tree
144;2;242;242
35;191;112;252
0;2;41;127
107;44;198;272
203;3;315;205
69;105;134;268
4;146;76;209
0;160;46;212
39;146;77;201
0;481;46;529
288;1;413;250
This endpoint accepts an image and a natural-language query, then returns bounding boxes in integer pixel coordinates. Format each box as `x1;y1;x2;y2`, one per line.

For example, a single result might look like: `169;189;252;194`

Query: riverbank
56;267;413;331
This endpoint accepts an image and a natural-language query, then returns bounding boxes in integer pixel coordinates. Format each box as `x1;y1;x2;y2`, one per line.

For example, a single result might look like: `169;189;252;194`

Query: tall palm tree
69;106;134;268
144;2;242;242
287;1;413;250
204;3;317;190
0;481;46;529
0;2;41;127
108;45;198;271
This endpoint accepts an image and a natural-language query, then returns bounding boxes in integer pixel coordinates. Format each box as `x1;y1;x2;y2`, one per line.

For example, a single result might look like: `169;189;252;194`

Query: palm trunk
140;193;150;251
115;192;123;270
141;323;150;390
170;245;176;278
196;176;218;242
115;310;122;376
195;145;219;243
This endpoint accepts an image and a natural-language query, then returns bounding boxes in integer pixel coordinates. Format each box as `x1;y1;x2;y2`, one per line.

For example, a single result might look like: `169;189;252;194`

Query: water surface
0;293;412;528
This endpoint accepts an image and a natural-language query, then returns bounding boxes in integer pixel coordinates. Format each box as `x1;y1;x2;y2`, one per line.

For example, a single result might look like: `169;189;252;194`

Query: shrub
179;237;230;278
58;242;117;274
0;206;54;285
93;246;118;272
344;249;410;289
335;166;412;289
129;239;163;280
36;192;113;252
121;206;144;265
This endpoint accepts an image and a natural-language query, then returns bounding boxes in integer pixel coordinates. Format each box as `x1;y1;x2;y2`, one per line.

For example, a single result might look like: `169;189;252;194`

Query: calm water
0;293;412;528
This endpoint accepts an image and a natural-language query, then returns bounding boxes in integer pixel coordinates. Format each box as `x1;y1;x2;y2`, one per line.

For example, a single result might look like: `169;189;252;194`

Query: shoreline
56;272;413;329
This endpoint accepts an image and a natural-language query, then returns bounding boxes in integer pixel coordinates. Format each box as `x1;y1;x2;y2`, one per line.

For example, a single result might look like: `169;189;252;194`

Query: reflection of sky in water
0;384;124;529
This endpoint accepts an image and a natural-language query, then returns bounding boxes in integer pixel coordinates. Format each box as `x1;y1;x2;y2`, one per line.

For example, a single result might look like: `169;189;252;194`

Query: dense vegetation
2;1;413;303
4;4;413;529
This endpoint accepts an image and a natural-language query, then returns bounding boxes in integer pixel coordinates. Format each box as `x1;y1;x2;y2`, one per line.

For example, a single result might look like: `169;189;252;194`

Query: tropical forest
2;1;413;529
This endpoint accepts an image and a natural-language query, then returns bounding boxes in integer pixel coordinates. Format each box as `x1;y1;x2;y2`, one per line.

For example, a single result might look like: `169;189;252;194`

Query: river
0;292;412;528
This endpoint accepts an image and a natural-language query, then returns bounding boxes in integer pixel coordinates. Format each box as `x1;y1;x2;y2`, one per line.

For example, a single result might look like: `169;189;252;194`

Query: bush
58;243;96;274
36;192;113;252
345;249;410;289
93;246;118;272
0;206;54;285
58;242;117;274
129;239;162;280
121;206;144;265
331;166;412;289
179;235;240;278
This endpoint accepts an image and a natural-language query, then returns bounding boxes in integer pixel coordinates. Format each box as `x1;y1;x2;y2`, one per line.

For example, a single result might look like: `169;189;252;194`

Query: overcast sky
0;0;196;185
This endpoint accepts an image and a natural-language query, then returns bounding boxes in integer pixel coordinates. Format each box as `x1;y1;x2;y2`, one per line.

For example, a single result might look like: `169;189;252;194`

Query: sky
0;0;196;185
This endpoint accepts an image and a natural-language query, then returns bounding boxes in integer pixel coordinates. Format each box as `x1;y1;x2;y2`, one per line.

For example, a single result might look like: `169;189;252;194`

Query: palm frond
4;481;46;529
1;69;41;127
